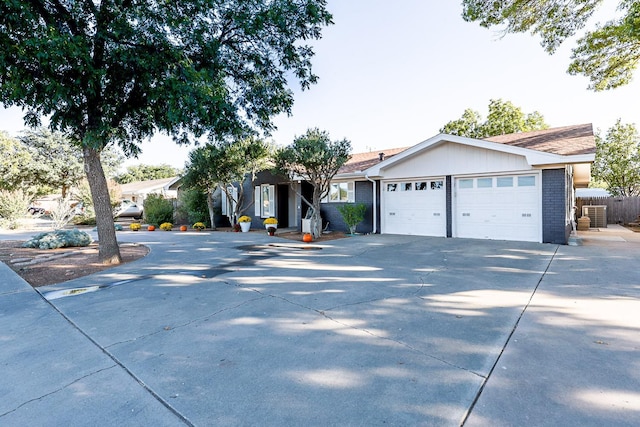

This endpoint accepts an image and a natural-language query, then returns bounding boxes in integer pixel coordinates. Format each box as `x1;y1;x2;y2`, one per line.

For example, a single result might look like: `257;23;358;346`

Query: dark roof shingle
484;123;595;156
338;147;409;174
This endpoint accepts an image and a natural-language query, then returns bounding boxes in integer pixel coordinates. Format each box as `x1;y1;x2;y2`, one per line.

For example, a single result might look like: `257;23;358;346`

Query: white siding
382;142;531;179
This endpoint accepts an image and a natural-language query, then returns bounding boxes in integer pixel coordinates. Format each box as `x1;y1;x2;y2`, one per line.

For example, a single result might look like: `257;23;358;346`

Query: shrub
22;229;92;249
177;188;210;227
337;203;367;235
49;197;76;230
160;222;173;231
0;189;32;229
143;193;174;226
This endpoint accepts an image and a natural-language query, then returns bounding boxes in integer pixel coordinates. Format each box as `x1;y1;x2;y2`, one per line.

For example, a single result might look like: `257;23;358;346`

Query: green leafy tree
441;99;548;138
0;132;32;191
182;137;272;227
0;1;333;264
592;120;640;196
19;128;85;198
116;164;179;184
275;128;351;238
2;129;122;196
461;0;640;91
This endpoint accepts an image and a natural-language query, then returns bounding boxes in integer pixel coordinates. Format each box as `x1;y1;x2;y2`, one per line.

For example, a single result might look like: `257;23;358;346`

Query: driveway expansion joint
0;365;118;418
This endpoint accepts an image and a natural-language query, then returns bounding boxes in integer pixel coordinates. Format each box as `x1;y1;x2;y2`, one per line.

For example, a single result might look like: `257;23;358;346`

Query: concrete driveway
1;227;638;426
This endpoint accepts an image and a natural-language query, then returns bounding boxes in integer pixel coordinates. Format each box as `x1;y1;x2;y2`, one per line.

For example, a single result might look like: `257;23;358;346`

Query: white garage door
454;174;540;242
382;179;446;236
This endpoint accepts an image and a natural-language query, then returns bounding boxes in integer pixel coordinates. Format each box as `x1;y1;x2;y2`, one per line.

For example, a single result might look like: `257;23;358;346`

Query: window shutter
254;186;261;216
268;185;275;216
221;188;228;215
347;182;355;202
231;186;238;214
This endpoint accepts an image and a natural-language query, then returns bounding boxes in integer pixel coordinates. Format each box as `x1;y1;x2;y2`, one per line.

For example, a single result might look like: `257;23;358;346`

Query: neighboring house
245;124;595;244
119;177;179;205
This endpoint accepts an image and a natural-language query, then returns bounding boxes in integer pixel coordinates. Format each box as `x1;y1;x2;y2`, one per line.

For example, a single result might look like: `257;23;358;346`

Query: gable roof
119;176;179;193
355;124;596;179
484;123;595;156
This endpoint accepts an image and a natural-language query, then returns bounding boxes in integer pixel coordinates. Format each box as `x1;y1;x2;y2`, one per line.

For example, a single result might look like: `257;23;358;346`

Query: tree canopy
0;0;332;263
1;129;123;196
592;119;640;196
440;99;548;138
461;0;640;90
274;128;351;237
0;132;32;192
115;164;179;184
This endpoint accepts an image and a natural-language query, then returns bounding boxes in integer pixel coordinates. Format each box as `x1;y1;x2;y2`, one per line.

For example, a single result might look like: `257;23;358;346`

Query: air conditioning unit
582;205;607;228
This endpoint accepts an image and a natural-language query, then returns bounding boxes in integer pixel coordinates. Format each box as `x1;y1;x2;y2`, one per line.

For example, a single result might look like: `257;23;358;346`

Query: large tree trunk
83;146;122;264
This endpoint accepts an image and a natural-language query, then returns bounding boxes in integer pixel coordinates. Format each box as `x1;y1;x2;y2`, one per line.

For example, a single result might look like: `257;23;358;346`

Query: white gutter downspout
365;173;377;234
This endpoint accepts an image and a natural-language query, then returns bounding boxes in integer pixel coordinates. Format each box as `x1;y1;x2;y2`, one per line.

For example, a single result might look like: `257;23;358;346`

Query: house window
497;177;513;187
255;184;275;217
518;176;536;187
387;183;397;192
415;182;427;191
430;180;443;190
459;179;473;189
477;178;493;188
401;182;412;191
326;181;354;202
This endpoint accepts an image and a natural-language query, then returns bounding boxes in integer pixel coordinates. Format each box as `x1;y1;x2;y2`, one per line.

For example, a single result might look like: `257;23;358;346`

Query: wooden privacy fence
576;196;640;224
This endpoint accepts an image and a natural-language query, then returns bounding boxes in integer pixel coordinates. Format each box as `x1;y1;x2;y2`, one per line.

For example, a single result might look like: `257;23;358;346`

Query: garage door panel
383;179;446;237
455;174;540;242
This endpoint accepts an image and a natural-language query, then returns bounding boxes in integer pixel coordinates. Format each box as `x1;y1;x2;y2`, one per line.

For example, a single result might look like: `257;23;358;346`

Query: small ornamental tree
337;203;367;235
275;129;351;238
182;137;271;226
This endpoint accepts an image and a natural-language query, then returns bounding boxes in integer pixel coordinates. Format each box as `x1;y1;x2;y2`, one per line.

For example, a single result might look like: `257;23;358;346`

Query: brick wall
320;180;374;234
542;169;569;244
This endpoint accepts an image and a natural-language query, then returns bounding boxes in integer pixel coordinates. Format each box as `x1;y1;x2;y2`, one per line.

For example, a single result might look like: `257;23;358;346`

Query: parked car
114;200;143;219
28;206;46;215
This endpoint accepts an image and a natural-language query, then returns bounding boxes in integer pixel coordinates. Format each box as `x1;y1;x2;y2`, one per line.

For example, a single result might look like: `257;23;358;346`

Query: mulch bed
0;240;149;287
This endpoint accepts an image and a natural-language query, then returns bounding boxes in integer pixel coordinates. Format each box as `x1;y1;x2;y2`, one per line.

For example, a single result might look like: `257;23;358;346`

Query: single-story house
243;123;595;244
119;176;179;204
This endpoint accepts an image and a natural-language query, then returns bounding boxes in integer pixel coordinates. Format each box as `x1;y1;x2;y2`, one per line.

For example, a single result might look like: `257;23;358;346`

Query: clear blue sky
1;1;636;170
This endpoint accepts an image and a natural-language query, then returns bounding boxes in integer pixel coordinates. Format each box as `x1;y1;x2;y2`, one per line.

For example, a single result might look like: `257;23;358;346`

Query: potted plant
160;222;173;231
263;217;278;230
192;222;205;231
267;226;277;236
238;215;252;232
130;222;141;231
